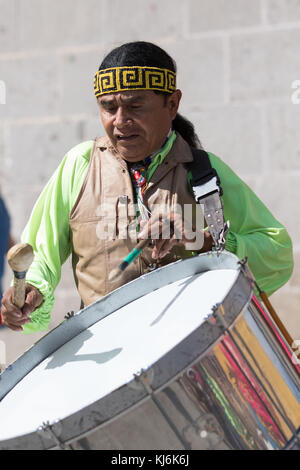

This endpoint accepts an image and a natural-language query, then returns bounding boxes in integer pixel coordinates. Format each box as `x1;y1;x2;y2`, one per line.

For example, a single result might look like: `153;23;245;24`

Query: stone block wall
0;0;299;361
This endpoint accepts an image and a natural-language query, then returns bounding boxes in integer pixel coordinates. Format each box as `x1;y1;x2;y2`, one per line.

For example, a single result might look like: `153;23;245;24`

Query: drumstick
109;218;176;283
7;243;34;309
109;238;150;283
254;277;300;363
259;291;295;350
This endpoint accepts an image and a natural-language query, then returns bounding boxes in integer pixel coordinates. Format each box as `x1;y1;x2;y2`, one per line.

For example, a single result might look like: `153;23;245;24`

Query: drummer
0;41;293;332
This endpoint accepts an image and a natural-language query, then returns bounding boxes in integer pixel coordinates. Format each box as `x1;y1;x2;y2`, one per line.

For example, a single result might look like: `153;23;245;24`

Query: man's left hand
138;211;213;260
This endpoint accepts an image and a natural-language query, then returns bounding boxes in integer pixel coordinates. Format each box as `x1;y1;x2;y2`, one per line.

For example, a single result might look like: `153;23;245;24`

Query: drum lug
130;367;155;391
64;311;75;320
212;303;229;334
238;257;255;285
132;368;192;450
37;420;69;450
238;256;248;266
147;263;158;272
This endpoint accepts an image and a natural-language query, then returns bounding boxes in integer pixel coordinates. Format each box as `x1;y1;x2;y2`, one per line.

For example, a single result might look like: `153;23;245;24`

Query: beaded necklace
129;130;174;230
129;160;151;223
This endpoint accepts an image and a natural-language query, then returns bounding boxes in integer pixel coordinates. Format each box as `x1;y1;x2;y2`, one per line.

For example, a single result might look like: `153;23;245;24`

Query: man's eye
104;106;117;113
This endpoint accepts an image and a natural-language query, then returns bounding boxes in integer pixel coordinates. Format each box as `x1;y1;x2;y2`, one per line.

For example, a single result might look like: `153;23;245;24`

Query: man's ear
166;89;182;120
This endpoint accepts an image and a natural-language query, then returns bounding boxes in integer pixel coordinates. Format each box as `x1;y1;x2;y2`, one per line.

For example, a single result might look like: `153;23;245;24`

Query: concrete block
81;114;105;141
0;55;60;119
0;125;12;192
288;250;300;289
167;38;224;108
188;0;261;33
2;185;45;240
103;0;184;42
270;289;300;340
0;125;4;180
0;0;18;53
52;288;81;325
60;50;104;116
52;258;81;322
255;173;300;244
18;0;106;50
230;29;300;102
266;102;300;170
188;105;263;175
0;323;47;366
266;0;300;24
8;120;81;188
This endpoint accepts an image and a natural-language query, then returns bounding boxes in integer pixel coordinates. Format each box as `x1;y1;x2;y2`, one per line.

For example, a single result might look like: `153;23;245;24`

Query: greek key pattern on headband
94;66;176;97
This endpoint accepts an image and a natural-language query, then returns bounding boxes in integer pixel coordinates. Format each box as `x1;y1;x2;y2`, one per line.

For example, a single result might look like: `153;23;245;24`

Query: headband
94;66;176;98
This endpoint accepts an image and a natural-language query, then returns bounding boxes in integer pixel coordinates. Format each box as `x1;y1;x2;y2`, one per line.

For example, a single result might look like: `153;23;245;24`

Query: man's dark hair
99;41;202;149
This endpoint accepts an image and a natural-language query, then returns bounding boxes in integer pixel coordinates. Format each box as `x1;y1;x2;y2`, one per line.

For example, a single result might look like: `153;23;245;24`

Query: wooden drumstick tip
7;243;34;272
7;243;34;309
108;267;123;283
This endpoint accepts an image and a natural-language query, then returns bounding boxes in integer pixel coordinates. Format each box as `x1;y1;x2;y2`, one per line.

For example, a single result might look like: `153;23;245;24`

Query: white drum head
0;267;239;441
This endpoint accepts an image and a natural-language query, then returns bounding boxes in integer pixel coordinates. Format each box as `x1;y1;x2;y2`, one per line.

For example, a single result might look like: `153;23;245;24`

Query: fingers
137;209;213;260
1;284;43;331
1;288;25;321
138;213;162;240
22;284;43;316
138;212;185;260
152;236;184;260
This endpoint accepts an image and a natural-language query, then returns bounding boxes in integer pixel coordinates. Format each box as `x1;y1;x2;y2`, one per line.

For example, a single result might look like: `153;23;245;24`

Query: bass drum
0;252;299;450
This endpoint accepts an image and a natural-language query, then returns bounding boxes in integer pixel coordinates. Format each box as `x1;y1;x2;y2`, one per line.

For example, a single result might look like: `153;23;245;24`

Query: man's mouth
116;134;139;142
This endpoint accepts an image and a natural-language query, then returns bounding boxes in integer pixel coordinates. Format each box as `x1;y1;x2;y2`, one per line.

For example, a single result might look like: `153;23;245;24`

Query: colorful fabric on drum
94;66;176;97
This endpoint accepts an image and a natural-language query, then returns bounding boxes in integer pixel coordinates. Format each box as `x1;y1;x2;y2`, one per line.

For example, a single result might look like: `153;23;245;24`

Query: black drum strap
189;148;229;251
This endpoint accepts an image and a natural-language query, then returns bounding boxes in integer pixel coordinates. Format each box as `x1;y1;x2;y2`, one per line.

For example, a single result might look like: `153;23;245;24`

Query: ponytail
172;113;202;149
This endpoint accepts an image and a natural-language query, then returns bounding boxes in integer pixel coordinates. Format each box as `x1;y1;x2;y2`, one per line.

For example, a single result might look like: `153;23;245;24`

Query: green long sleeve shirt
20;139;294;333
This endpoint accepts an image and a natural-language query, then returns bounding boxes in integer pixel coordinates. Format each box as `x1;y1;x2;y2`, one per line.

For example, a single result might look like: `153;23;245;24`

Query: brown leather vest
69;133;199;307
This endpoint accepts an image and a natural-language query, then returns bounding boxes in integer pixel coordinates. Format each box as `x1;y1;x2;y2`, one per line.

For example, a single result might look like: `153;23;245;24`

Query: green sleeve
207;152;294;296
21;141;93;333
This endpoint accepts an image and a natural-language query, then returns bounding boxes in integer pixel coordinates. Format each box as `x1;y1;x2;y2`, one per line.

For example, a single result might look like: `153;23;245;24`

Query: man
0;41;293;332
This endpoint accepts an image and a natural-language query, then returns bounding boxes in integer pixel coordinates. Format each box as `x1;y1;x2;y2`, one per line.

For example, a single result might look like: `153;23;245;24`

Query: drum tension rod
237;257;254;285
212;303;228;334
133;369;152;393
133;369;191;450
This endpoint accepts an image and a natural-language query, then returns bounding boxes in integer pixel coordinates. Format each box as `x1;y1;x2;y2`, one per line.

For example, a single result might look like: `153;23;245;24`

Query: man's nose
113;107;132;128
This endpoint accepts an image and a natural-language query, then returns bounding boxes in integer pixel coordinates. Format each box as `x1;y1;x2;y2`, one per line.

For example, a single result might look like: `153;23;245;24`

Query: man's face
98;89;181;162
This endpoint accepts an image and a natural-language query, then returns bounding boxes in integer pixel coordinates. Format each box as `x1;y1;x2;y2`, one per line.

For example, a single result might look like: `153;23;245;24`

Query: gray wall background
0;0;299;363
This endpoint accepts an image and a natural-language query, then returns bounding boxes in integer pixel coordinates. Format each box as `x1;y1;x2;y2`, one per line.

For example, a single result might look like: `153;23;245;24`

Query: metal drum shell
0;251;299;450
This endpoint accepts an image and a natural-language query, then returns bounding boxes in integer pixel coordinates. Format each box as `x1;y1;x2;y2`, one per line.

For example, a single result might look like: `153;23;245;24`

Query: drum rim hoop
0;251;253;449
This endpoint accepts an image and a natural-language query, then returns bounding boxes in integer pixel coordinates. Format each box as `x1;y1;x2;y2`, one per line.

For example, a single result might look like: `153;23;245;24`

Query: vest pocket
115;195;138;242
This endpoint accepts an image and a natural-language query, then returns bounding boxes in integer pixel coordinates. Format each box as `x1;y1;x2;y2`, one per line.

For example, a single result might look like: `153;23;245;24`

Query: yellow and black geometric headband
94;66;177;98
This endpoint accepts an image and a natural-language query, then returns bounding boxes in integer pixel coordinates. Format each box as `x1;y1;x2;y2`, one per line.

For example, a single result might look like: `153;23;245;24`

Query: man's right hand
1;284;43;331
